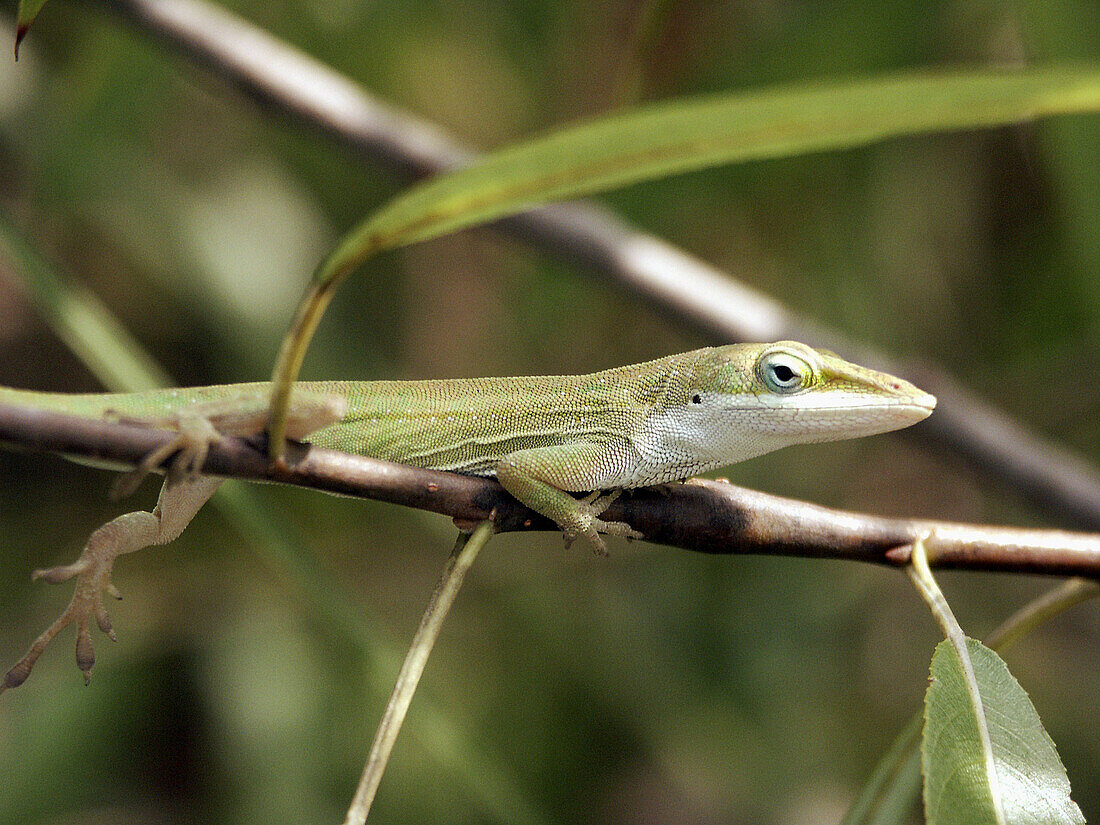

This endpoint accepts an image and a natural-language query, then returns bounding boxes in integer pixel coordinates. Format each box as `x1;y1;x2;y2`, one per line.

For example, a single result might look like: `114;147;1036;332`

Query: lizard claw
562;528;608;556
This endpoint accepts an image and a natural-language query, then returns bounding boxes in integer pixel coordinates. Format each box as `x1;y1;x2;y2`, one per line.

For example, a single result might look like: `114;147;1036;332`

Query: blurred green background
1;1;1098;823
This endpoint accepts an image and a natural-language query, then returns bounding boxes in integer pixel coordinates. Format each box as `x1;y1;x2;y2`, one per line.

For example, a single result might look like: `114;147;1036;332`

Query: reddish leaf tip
14;25;28;60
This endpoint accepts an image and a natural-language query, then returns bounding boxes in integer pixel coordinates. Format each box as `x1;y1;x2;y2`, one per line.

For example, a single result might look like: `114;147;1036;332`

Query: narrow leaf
321;67;1100;283
14;0;50;58
923;639;1084;825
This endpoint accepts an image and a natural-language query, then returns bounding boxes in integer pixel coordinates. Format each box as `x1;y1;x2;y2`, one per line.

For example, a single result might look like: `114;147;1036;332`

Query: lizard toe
560;523;608;555
0;580;110;692
32;558;89;584
594;518;643;542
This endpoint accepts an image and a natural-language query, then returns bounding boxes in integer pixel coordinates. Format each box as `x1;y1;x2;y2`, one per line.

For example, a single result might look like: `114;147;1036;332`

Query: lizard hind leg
108;389;347;499
1;475;222;692
110;412;220;499
2;389;344;694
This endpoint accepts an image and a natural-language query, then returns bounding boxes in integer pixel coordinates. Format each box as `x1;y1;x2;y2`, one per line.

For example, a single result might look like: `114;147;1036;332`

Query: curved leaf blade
322;66;1100;283
923;639;1084;825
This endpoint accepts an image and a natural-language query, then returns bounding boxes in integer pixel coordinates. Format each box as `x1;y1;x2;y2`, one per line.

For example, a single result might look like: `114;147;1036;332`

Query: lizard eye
758;351;812;393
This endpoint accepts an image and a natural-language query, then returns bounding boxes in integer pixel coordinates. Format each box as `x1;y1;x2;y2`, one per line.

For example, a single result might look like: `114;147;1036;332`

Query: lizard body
0;341;935;688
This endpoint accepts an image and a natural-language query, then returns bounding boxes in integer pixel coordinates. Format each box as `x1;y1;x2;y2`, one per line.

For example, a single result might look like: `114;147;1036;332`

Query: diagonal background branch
89;0;1100;531
2;400;1098;578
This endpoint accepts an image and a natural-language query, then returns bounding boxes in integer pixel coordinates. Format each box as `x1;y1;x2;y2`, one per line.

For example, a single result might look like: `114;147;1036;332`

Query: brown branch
2;400;1097;578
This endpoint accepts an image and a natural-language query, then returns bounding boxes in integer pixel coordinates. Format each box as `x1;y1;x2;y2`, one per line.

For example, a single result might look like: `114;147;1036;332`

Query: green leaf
923;638;1084;825
321;66;1100;284
845;579;1098;825
15;0;50;59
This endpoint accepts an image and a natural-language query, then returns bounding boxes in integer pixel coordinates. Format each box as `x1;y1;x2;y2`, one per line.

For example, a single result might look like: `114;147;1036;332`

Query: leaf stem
906;533;1006;825
266;278;338;462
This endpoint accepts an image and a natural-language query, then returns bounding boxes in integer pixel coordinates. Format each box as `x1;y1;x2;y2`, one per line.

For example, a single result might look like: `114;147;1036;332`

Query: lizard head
671;341;936;462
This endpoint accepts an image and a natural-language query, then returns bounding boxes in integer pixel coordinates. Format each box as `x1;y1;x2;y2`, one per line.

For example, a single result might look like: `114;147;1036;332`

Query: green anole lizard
0;341;934;690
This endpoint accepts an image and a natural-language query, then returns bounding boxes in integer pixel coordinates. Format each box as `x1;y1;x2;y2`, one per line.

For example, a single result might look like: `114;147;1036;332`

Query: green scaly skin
0;341;935;688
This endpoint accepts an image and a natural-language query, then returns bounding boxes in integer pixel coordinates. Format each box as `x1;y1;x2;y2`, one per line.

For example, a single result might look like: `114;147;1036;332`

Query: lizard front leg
495;444;643;555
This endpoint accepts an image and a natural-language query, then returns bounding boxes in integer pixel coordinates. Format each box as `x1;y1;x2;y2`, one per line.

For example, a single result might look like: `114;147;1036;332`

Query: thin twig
1;400;1098;577
87;0;1100;530
344;521;494;825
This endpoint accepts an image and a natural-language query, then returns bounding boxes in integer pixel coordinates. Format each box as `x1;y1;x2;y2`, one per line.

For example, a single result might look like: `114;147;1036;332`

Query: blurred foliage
0;1;1098;824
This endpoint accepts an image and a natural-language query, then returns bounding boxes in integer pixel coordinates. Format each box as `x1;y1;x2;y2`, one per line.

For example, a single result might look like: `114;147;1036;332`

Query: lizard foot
563;491;644;556
1;515;136;693
0;471;225;694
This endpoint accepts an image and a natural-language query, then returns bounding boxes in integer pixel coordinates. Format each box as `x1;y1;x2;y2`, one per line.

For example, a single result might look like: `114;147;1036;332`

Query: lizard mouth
716;390;937;440
721;391;937;415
